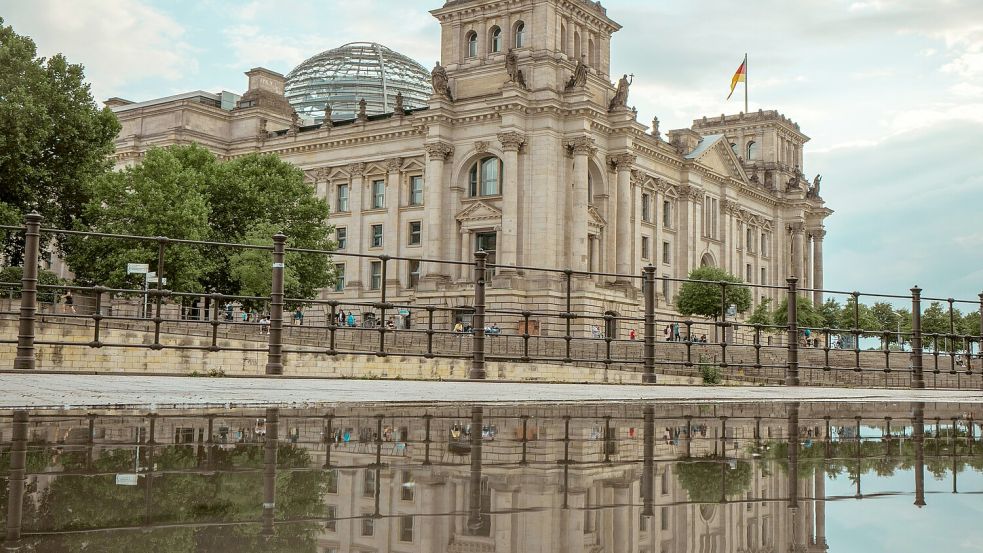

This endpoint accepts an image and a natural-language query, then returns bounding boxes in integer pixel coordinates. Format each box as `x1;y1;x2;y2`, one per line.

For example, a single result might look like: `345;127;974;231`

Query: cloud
0;0;195;102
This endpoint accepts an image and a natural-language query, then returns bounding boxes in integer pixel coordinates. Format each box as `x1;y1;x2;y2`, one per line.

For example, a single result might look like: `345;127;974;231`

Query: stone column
789;222;805;280
385;157;402;286
611;153;636;279
611;483;632;552
805;233;814;291
498;132;525;271
569;137;595;272
813;229;825;306
423;142;454;281
677;185;694;275
653;186;664;297
815;465;827;548
347;162;366;290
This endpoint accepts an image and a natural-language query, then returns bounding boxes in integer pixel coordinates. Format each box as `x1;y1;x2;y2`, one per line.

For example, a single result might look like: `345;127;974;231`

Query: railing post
14;212;42;370
266;233;286;375
470;250;487;380
642;265;657;384
786;277;799;386
911;286;924;389
4;411;28;545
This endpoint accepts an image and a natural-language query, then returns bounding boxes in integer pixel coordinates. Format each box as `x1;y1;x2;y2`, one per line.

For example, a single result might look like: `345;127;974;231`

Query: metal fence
2;212;982;388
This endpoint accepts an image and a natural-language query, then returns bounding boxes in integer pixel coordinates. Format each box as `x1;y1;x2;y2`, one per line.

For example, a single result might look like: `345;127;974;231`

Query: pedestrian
63;290;76;314
699;334;707;343
664;325;671;341
629;328;637;341
346;312;356;327
260;316;270;335
672;322;680;341
454;321;464;333
293;307;304;326
225;303;234;321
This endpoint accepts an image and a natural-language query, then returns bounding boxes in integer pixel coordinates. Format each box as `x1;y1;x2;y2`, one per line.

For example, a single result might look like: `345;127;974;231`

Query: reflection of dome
284;42;431;123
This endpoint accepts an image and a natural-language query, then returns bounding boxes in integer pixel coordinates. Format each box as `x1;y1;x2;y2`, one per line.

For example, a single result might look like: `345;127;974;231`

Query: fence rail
2;213;982;389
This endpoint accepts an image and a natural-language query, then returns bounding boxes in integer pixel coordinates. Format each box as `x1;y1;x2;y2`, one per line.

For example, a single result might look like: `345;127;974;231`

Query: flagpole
744;53;748;113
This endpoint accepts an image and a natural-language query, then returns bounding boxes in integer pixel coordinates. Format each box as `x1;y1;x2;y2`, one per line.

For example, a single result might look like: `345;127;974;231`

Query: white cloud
0;0;195;102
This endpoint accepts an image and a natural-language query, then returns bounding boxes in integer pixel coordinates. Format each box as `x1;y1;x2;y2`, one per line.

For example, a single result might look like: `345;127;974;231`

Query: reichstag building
107;0;831;333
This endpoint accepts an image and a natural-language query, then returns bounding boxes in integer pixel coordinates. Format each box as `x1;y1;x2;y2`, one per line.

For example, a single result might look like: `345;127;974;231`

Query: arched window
588;38;597;67
730;143;738;156
700;253;715;268
466;31;478;58
469;157;503;197
490;26;502;53
560;24;567;55
514;21;526;48
746;140;759;161
574;32;581;59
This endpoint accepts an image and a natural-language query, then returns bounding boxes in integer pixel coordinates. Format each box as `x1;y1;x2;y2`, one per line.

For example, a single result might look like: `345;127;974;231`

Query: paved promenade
0;374;980;410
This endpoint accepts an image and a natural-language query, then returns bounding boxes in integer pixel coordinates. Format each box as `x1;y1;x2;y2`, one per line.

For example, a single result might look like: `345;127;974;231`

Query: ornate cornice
498;131;526;152
424;141;455;162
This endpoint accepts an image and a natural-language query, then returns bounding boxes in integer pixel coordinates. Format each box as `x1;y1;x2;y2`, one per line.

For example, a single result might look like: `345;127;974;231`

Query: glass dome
285;42;432;123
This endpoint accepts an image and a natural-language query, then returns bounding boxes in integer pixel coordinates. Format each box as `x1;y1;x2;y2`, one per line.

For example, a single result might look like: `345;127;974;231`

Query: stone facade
108;0;831;336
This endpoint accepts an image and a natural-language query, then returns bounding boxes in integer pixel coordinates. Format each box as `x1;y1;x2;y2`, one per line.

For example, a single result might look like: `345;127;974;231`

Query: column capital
566;135;597;156
424;141;455;162
348;162;366;177
787;221;806;235
384;157;403;173
607;152;636;171
811;228;827;240
498;131;526;152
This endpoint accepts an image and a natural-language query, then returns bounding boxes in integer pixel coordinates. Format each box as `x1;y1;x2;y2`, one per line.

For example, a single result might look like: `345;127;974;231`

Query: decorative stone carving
356;98;368;122
385;157;403;173
787;222;805;234
630;169;645;185
315;167;331;182
568;136;597;156
473;140;490;154
505;48;519;83
812;228;827;240
257;118;268;140
424;142;454;162
608;73;632;112
807;173;822;198
650;116;661;140
607;152;636;171
394;91;405;117
497;132;525;152
288;111;300;136
322;104;333;128
565;56;589;91
430;61;453;100
348;162;366;177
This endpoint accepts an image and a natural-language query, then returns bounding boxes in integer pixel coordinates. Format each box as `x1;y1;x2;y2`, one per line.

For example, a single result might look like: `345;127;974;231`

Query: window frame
336;184;349;212
370;224;383;248
334;263;345;292
469;157;503;197
399;515;414;542
662;200;672;228
514;21;526;48
466;31;478;58
408;175;424;206
641;236;650;260
370;261;382;291
408;259;421;289
408;221;422;246
336;227;347;250
371;179;385;209
490;26;502;53
641;193;652;222
662;241;671;264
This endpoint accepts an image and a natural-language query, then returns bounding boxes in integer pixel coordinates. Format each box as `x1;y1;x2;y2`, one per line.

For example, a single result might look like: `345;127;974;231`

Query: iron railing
2;213;982;388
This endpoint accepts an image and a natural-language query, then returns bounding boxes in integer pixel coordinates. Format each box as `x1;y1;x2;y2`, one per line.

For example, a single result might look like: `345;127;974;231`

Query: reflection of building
106;0;831;331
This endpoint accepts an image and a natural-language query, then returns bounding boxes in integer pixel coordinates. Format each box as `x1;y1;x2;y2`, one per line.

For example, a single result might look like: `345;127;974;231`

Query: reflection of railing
3;212;982;389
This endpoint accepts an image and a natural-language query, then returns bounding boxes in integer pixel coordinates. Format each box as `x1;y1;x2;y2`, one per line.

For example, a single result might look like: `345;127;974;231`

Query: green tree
772;296;824;329
66;145;335;300
676;457;753;503
921;302;952;351
818;298;842;330
0;17;120;255
747;297;773;327
838;297;879;331
675;266;752;320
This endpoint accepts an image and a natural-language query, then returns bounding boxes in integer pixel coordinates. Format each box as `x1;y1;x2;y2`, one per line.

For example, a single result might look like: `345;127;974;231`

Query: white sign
272;262;285;268
147;277;167;285
127;263;150;274
115;473;139;486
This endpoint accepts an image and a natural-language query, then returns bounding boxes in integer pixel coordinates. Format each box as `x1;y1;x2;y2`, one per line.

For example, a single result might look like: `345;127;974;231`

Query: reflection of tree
676;457;752;503
15;443;326;552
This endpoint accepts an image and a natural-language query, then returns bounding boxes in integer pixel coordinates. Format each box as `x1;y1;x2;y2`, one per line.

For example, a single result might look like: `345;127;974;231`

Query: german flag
727;56;747;100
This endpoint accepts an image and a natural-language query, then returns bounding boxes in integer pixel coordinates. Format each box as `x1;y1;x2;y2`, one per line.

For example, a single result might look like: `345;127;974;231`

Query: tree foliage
675;457;753;503
675;266;752;320
746;297;773;327
66;145;335;301
771;296;824;329
0;17;120;255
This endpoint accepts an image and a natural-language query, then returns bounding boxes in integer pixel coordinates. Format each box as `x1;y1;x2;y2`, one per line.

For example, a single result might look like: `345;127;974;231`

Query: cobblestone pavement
0;374;980;410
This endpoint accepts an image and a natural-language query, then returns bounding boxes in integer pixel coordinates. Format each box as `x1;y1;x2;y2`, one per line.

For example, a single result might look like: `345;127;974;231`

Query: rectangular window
662;200;672;228
641;236;650;260
361;515;374;536
334;263;345;292
642;193;652;222
370;261;382;291
399;515;414;542
408;221;422;246
661;506;669;530
363;469;376;497
371;179;385;209
761;232;768;256
409;175;424;206
325;505;337;532
408;260;421;289
761;267;767;285
662;241;671;264
370;224;383;248
746;263;753;283
746;227;754;252
336;227;347;250
401;470;415;501
476;232;497;267
661;470;669;495
640;513;648;532
336;184;349;212
326;469;338;494
662;275;670;302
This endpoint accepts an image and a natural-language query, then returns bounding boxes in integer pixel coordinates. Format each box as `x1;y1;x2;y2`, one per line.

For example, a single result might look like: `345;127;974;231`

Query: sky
1;0;982;304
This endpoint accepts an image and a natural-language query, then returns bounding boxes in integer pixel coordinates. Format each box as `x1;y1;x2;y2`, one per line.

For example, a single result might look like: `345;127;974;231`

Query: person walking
629;328;637;341
664;325;671;341
63;290;76;314
346;312;356;328
293;307;304;326
672;322;680;342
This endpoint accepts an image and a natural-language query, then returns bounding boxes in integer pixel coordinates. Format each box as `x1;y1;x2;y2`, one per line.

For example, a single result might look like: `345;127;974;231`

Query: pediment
686;135;748;181
456;200;502;223
588;205;606;228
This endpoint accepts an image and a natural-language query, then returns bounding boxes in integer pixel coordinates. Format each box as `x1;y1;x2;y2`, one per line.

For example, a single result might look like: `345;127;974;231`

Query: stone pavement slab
0;374;981;410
